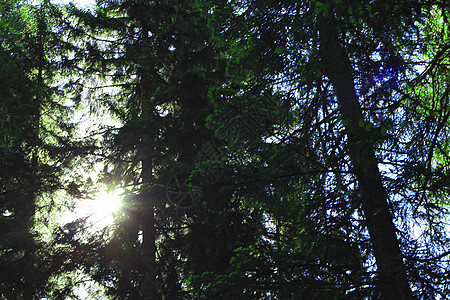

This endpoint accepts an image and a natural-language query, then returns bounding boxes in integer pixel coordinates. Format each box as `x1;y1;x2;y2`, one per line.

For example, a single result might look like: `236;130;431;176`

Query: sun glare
62;190;123;230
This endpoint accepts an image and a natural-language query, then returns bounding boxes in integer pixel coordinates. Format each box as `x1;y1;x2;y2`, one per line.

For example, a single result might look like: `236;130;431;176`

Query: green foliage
2;0;450;299
0;1;86;298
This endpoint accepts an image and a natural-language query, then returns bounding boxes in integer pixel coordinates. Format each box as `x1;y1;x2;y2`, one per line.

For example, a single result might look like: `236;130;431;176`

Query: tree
63;0;263;298
0;1;101;298
0;1;81;298
2;0;449;298
317;10;412;300
199;0;450;298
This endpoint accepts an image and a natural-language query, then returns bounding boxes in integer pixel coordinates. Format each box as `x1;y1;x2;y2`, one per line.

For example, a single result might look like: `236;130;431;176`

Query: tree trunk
318;15;414;299
141;150;158;299
23;247;34;300
139;28;159;299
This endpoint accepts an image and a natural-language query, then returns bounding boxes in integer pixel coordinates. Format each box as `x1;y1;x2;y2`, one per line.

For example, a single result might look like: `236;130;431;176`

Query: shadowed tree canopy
1;0;449;299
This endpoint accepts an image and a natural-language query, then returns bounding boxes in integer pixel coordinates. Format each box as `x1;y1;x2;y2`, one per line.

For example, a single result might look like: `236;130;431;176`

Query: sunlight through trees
1;0;450;299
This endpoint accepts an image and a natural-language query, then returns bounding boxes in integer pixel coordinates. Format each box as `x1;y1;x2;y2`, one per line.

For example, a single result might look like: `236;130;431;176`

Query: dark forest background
1;0;449;299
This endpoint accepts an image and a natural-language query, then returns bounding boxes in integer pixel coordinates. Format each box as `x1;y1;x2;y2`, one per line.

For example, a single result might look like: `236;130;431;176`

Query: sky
52;0;95;9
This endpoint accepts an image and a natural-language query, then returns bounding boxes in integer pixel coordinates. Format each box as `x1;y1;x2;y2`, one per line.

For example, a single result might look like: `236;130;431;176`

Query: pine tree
64;1;263;298
0;1;80;298
199;0;450;298
3;0;447;298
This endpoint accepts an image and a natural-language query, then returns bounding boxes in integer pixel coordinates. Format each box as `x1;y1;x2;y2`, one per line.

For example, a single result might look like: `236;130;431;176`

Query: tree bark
318;14;414;299
141;148;158;299
138;28;159;299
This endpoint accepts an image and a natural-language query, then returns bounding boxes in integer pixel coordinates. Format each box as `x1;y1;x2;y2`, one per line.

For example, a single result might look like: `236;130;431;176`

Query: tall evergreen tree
199;0;450;298
0;1;82;298
64;1;262;298
185;1;448;299
2;0;448;298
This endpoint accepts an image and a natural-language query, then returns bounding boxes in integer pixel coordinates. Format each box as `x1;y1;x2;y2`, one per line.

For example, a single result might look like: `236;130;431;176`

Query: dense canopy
1;0;449;299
